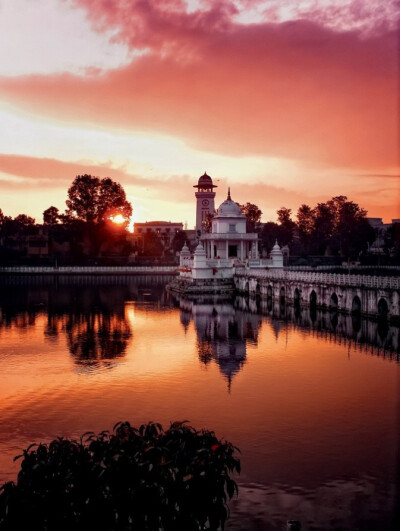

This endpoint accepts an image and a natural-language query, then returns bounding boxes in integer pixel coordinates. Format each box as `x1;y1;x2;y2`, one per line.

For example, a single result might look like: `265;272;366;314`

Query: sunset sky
0;0;398;227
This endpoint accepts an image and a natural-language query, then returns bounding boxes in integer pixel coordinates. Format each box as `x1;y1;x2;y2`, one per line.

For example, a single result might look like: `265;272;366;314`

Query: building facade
175;173;284;288
133;221;183;251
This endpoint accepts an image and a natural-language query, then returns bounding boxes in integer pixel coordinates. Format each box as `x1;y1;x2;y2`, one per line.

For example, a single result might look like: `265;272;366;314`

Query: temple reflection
175;295;262;390
173;293;399;389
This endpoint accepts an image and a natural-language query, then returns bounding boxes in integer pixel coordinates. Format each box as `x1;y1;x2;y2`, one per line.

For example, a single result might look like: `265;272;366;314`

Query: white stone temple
175;173;283;288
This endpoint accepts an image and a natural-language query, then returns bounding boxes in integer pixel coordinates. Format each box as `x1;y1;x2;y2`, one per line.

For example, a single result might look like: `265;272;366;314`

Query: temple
169;172;283;294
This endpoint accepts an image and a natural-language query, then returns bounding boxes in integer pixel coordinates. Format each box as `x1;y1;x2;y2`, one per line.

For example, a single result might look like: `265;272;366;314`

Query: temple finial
227;187;231;200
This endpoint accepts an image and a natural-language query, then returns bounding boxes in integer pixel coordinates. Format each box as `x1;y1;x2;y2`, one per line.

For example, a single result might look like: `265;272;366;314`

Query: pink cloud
0;154;146;186
0;16;397;169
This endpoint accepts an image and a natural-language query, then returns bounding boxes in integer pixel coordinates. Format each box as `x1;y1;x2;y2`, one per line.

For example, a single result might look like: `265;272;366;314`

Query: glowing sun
110;214;126;224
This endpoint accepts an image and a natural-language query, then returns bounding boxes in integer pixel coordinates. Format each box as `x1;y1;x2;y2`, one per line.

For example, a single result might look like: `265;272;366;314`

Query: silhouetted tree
296;204;315;249
142;231;164;257
239;202;262;232
14;214;35;226
171;230;188;253
277;207;295;231
202;212;215;233
312;202;335;254
66;174;132;224
43;206;60;225
260;222;292;253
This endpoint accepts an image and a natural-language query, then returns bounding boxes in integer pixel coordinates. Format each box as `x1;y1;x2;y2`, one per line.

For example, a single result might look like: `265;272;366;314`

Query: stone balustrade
0;266;178;274
236;269;400;290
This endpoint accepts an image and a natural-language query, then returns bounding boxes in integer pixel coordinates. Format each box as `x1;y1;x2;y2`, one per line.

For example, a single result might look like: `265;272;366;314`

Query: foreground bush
0;421;240;531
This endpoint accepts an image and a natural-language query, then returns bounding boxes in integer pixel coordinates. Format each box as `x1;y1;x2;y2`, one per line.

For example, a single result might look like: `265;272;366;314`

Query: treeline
240;196;398;262
1;176;398;265
0;175;136;265
0;174;189;266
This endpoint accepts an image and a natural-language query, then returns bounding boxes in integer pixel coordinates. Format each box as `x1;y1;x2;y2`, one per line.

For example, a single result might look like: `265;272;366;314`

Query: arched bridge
234;269;400;323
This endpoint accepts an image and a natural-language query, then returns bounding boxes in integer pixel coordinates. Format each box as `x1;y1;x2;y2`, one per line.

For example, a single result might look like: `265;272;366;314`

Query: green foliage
0;421;240;531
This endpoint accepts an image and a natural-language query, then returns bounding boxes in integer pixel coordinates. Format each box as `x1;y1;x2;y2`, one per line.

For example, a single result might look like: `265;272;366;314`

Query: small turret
270;239;284;268
180;241;191;268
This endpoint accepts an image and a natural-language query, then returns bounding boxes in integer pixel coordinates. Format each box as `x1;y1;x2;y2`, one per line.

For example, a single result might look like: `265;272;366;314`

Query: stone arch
293;287;301;311
279;286;286;315
255;282;261;298
378;298;389;318
310;290;317;306
351;296;361;314
330;292;338;310
294;288;300;302
267;285;273;298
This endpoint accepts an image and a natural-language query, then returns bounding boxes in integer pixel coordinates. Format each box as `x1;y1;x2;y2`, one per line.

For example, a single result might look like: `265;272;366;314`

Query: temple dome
193;171;217;189
216;189;243;218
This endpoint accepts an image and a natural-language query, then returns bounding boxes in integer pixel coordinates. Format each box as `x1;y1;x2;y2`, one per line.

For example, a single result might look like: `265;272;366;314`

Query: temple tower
193;172;217;234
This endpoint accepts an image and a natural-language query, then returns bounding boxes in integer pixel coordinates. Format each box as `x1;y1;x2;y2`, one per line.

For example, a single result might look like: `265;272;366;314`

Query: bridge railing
0;266;178;274
235;269;400;289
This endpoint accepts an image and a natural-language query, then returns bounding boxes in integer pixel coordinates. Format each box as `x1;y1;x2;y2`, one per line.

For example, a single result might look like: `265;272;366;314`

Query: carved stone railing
0;266;178;274
235;269;400;290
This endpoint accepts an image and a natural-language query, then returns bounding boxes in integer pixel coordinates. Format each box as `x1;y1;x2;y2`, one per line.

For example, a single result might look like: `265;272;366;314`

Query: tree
0;421;240;531
43;206;60;225
330;199;372;257
312;202;335;254
14;214;35;226
142;231;164;257
202;212;215;233
239;202;262;232
296;204;315;245
66;174;132;224
260;222;292;253
171;230;188;253
277;207;295;231
0;208;4;226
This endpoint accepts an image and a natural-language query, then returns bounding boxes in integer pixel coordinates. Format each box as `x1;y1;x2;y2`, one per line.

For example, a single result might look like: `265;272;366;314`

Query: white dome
216;189;244;218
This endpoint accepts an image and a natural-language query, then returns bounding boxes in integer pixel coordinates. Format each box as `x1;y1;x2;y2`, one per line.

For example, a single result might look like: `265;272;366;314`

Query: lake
0;275;398;530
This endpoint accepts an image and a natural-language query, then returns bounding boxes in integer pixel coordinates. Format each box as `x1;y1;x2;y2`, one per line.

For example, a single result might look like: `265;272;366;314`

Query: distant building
1;224;49;259
133;221;184;251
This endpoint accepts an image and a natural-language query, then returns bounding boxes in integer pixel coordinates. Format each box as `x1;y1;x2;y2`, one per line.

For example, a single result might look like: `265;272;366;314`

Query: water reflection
234;296;400;355
0;276;174;370
0;277;398;529
177;296;262;390
171;292;399;392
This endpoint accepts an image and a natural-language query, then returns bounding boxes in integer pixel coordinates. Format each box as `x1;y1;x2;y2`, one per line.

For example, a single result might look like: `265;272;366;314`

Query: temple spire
227;187;231;200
